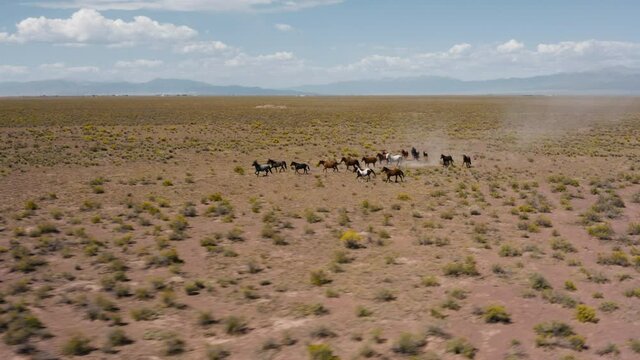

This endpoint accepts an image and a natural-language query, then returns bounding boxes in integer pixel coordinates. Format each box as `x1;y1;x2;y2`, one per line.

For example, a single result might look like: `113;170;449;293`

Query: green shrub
374;289;396;302
597;251;630;266
587;223;614;240
443;256;479;277
206;345;230;359
63;334;93;356
130;307;158;321
307;343;339;360
575;304;598;323
164;336;185;355
550;238;577;253
446;338;477;359
564;280;577;291
355;305;372;317
391;332;426;355
224;316;248;335
107;329;133;347
499;244;522;257
340;230;363;249
421;275;440;287
483;305;511;323
628;222;640;235
534;321;587;351
310;270;332;286
599;301;619;313
529;273;552;291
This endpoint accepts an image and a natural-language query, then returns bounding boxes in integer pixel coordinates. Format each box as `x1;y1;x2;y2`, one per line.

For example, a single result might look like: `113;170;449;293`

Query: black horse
423;151;429;160
462;155;472;168
441;154;454;167
267;159;287;172
252;161;273;176
290;161;310;174
411;147;420;160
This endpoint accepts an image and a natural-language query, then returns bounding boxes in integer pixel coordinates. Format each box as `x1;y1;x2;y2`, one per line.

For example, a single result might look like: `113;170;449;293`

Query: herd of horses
252;147;472;183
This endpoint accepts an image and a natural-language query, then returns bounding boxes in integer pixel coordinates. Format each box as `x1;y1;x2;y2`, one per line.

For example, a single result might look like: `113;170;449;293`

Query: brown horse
340;157;360;171
376;153;386;163
267;159;287;172
423;151;429;160
381;167;405;182
401;149;409;158
361;156;378;168
462;155;472;168
318;160;339;172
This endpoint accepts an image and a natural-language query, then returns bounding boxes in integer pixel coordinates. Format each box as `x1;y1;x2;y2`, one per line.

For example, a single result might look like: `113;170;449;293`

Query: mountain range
1;68;640;96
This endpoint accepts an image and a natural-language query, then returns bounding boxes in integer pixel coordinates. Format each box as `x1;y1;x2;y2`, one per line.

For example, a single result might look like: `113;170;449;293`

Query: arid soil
0;96;639;359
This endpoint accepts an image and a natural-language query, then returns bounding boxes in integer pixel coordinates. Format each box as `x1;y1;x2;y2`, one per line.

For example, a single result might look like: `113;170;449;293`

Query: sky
0;0;639;87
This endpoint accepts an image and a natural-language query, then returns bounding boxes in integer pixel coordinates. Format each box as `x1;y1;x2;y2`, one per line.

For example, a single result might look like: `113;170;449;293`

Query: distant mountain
0;78;305;96
292;68;640;95
3;68;640;96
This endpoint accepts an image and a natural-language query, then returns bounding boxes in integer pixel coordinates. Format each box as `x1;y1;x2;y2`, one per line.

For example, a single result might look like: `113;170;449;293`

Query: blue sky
1;0;639;87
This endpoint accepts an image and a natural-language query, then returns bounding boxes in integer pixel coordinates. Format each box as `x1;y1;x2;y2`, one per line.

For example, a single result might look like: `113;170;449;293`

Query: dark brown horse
376;152;386;163
290;161;310;174
381;167;405;182
462;155;472;168
340;157;361;171
318;160;339;172
423;151;429;160
267;159;287;172
411;147;419;160
252;160;273;176
401;149;409;158
441;154;454;167
361;156;378;168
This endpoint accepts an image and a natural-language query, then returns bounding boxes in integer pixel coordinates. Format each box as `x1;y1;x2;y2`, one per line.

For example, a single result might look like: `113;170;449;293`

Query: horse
340;157;361;171
387;154;403;166
423;151;429;160
401;149;409;158
462;155;472;168
354;165;376;182
441;154;454;167
361;156;378;168
381;167;405;182
376;153;386;163
411;147;420;160
290;161;310;174
267;159;287;172
317;160;339;172
252;160;273;176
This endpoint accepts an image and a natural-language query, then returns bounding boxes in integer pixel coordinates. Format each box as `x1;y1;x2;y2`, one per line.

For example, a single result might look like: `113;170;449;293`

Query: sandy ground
0;96;639;360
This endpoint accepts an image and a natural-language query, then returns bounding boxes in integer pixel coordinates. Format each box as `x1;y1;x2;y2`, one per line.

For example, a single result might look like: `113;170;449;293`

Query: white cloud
448;43;471;55
274;23;293;32
35;0;343;12
0;65;28;75
39;62;100;73
535;40;638;56
0;8;197;45
497;39;524;53
178;40;231;54
224;51;298;67
115;59;163;68
325;39;640;83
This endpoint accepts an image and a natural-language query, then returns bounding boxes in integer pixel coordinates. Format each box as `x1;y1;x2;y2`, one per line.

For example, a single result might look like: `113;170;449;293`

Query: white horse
354;165;376;181
386;154;403;166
